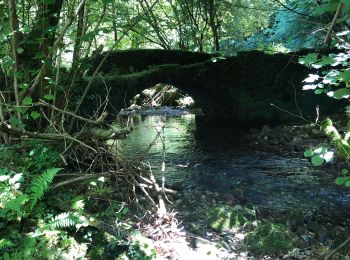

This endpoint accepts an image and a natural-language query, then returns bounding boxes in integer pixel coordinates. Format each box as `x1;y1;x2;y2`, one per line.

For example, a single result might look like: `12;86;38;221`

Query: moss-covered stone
82;49;346;126
206;205;249;233
245;223;294;256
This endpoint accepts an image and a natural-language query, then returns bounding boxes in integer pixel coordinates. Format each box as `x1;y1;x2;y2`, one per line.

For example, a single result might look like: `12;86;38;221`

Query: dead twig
325;236;350;260
0;122;98;152
52;173;109;190
38;99;108;125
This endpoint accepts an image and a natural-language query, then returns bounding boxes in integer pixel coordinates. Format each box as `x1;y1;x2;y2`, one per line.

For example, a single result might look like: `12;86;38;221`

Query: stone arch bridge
83;49;340;125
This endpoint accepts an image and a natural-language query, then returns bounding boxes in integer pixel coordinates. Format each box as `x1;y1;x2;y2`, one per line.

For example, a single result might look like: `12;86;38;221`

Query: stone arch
82;49;343;125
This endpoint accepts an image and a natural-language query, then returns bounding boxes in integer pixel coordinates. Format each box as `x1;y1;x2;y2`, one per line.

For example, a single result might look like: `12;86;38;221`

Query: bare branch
52;173;109;190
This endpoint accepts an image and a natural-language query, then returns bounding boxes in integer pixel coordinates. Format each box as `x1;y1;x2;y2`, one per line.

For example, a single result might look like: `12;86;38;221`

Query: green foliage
28;168;61;209
245;223;294;256
299;52;350;98
0;167;62;222
303;119;350;187
303;145;334;166
0;147;93;259
24;145;61;174
335;168;350;186
127;231;157;260
48;212;89;230
299;0;350;185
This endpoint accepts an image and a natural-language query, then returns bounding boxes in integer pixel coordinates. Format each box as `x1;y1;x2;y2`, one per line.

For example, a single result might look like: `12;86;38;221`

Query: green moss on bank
245;223;294;256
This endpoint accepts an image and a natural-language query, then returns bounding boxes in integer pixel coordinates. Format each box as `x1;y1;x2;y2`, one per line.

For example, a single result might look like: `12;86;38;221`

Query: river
117;114;350;224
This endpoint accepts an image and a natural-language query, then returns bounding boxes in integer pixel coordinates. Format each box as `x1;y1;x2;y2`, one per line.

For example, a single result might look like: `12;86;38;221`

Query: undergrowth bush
0;146;91;259
299;48;350;186
0;144;154;259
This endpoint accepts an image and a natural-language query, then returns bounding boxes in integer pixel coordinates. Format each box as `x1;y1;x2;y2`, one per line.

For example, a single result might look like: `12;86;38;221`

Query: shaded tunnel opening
118;83;204;117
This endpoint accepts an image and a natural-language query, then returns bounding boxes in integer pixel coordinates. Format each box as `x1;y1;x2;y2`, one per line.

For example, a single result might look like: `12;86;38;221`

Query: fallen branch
325;236;350;260
0;123;97;152
52;173;109;190
38;99;108;126
138;183;177;194
88;126;133;140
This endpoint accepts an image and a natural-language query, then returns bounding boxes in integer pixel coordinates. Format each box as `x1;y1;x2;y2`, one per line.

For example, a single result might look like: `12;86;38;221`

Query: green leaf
9;173;22;184
0;175;10;182
335;178;344;185
333;88;350;99
8;116;24;129
80;30;101;42
19;26;30;33
15;71;24;79
2;56;14;68
315;89;324;94
4;194;28;215
345;181;350;187
342;168;349;176
29;168;62;209
314;147;327;154
304;149;314;158
321;151;334;163
311;155;324;166
299;53;318;65
16;47;24;54
340;69;350;82
335;177;350;185
18;83;28;90
22;96;32;105
303;74;319;83
43;94;54;101
30;111;40;120
314;56;335;67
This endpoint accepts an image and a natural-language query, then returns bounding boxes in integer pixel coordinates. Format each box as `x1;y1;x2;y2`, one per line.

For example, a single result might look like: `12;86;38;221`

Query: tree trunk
7;0;21;120
20;0;64;71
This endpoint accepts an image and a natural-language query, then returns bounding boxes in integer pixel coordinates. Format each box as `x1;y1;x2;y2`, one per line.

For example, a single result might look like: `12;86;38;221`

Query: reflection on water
117;115;350;222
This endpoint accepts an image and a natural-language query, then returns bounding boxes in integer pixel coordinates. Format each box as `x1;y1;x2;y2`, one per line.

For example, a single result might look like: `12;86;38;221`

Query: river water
117;114;350;224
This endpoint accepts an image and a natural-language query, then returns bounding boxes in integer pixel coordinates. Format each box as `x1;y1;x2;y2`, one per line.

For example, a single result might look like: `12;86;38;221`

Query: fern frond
71;196;85;213
29;168;62;209
0;239;14;250
48;212;88;230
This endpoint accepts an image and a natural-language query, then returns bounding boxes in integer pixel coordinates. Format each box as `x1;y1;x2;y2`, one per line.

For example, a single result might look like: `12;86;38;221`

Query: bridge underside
79;49;343;126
